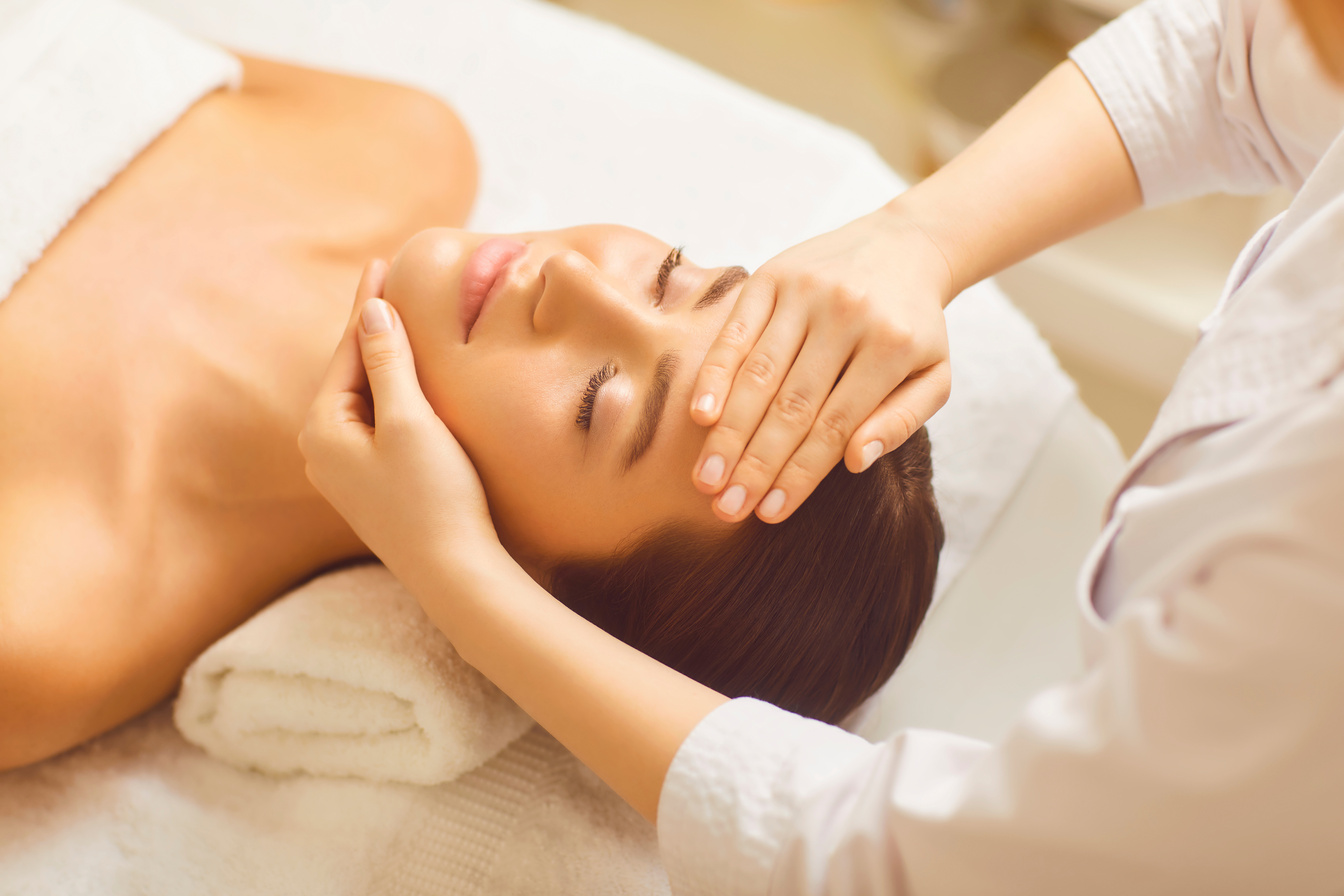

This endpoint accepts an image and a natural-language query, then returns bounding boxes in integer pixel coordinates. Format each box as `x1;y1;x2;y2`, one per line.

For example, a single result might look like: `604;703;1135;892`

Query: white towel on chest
174;564;534;785
0;0;239;302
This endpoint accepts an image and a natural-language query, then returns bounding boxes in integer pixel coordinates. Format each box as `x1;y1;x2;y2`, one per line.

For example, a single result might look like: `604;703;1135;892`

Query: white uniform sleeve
658;376;1344;895
1068;0;1344;204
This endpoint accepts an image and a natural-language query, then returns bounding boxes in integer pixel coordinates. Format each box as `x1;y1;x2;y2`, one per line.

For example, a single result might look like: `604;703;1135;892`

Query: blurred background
547;0;1290;455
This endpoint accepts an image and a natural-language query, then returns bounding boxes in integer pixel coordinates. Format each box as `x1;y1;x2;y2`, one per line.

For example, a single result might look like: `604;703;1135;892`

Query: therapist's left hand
690;204;954;524
299;260;505;593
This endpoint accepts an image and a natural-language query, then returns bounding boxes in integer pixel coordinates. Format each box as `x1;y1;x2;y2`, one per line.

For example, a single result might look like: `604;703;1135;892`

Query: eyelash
576;361;617;431
654;246;684;308
575;249;682;433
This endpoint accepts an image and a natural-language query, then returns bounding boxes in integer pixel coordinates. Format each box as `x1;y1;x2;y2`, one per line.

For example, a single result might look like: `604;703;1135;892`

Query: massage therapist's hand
690;204;954;523
300;260;507;593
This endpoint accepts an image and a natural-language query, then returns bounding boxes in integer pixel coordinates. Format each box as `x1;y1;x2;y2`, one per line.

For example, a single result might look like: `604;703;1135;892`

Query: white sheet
0;0;1078;892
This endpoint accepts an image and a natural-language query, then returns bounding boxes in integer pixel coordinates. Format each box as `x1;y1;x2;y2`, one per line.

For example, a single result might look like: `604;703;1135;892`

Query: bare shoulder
235;54;478;227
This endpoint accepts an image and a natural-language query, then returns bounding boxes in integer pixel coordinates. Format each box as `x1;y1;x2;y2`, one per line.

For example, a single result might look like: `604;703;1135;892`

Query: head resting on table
385;225;943;722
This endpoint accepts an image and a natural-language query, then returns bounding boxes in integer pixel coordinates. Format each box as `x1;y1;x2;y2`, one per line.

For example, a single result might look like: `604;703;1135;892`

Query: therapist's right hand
690;203;954;524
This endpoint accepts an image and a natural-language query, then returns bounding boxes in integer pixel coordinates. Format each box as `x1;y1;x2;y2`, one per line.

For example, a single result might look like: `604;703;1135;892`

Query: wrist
873;196;959;307
412;538;535;650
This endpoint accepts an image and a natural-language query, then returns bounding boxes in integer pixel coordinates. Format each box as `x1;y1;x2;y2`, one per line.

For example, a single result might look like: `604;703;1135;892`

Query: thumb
358;297;432;423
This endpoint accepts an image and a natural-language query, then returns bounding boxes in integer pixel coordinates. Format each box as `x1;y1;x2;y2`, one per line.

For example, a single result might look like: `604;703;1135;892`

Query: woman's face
384;225;744;570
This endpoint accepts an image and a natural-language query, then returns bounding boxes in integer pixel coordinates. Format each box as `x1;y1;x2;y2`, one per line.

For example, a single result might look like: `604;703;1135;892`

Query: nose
531;248;649;342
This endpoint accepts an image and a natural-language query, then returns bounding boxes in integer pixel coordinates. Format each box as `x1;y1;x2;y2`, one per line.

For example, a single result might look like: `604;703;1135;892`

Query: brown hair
549;427;943;725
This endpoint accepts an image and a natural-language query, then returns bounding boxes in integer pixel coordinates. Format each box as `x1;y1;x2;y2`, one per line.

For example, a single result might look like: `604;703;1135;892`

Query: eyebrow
695;266;748;310
621;351;680;473
613;265;746;472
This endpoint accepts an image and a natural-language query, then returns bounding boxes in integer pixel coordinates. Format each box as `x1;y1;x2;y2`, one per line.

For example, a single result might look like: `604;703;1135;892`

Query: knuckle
738;352;778;389
771;389;815;427
709;416;751;447
776;456;820;491
872;320;914;351
830;284;872;320
887;404;920;443
717;318;755;351
795;270;828;297
362;345;403;375
734;449;775;482
753;267;781;292
697;360;733;385
814;409;854;448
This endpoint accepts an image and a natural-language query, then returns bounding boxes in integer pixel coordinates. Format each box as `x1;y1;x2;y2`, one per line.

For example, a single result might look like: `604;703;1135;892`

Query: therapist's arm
895;0;1321;295
684;57;1139;526
688;0;1304;527
887;58;1141;297
418;545;726;823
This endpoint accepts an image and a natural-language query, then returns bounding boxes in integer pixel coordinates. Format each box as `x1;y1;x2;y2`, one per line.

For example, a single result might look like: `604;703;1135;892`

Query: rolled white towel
174;563;534;785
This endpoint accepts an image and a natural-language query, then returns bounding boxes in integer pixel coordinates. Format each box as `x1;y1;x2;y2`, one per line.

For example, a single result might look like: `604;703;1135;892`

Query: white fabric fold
174;564;534;785
0;0;239;302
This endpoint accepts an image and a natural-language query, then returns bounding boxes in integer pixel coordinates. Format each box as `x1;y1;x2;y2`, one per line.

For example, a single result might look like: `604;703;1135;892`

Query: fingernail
861;440;883;471
760;488;786;519
362;298;393;335
718;484;746;516
694;393;716;416
699;454;725;486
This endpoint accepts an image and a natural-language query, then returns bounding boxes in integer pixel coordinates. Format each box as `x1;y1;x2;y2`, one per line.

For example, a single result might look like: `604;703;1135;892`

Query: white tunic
656;0;1344;892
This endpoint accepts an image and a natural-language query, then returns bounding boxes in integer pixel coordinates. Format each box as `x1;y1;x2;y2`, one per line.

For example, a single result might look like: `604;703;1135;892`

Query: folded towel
174;563;534;785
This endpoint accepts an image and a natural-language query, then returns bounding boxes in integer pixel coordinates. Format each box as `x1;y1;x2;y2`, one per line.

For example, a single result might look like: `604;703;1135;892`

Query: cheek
437;357;593;558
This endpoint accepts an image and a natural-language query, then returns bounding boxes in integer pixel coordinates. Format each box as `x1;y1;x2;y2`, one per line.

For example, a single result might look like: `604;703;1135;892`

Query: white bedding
0;0;1084;892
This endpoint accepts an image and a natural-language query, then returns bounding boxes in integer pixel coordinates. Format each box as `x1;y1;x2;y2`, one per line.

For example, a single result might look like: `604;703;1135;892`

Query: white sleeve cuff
657;698;877;896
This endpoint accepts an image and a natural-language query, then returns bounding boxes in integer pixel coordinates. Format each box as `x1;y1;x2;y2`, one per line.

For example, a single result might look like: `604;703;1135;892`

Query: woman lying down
0;55;941;771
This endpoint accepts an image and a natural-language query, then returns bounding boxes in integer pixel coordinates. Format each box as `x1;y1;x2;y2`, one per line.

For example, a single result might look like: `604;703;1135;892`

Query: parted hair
549;426;942;725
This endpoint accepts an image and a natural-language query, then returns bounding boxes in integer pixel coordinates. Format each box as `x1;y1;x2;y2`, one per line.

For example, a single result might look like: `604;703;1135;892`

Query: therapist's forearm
415;546;728;825
892;60;1142;299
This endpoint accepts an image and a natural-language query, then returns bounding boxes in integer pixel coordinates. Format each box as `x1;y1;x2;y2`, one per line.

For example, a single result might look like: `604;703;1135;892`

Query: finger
706;330;852;521
743;342;912;522
356;257;388;307
689;269;777;426
844;360;951;472
317;259;389;400
692;307;807;497
357;297;435;427
306;259;389;440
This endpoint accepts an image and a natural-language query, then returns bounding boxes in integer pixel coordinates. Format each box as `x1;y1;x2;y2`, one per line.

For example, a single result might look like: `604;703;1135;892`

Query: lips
460;237;527;341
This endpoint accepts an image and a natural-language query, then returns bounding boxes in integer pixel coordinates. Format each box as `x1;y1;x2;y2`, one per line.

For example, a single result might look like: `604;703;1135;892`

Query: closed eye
654;246;684;308
576;360;617;432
